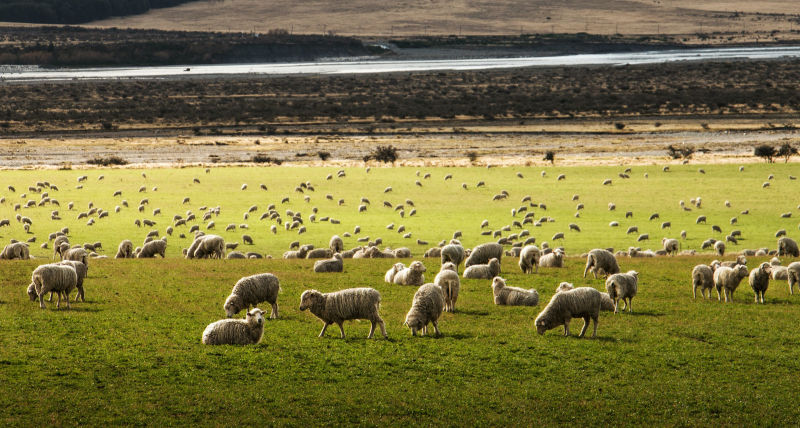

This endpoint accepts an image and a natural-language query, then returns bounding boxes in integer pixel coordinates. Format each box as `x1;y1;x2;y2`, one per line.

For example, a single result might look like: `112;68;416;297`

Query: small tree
754;145;776;163
317;151;331;161
371;145;398;164
466;151;478;164
543;150;555;165
666;144;696;160
777;143;798;163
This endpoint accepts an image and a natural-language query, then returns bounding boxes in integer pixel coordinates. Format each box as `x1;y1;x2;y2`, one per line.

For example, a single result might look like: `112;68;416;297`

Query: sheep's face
246;309;265;326
492;277;505;291
441;262;457;273
759;263;772;275
534;316;555;335
412;262;426;273
299;290;321;311
27;283;37;301
628;271;639;280
735;265;749;278
224;295;243;318
556;282;573;293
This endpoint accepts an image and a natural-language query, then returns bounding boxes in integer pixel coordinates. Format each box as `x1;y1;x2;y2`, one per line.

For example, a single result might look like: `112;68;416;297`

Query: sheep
187;234;225;259
518;245;540;273
299;288;387;339
637;234;649;242
224;273;280;318
605;271;638;313
662;238;679;256
777;237;800;257
202;309;266;345
464;242;503;267
714;241;726;256
788;262;800;294
692;264;715;299
404;283;445;336
534;287;601;338
435;262;460;312
424;247;442;258
314;253;344;273
384;262;406;283
63;247;88;268
51;260;87;303
626;226;638;234
713;265;749;302
329;235;343;253
393;261;426;286
749;262;772;304
226;251;246;259
137;238;167;258
538;249;564;268
771;265;789;281
583;249;620;279
29;263;78;309
242;234;253;245
491;276;539;306
1;242;30;260
306;248;333;259
720;255;747;268
440;243;466;268
464;258;501;279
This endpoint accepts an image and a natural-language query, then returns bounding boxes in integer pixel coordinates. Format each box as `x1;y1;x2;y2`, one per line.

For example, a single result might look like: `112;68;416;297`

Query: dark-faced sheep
534;287;601;338
583;249;620;279
299;288;387;339
224;273;280;318
404;283;445;336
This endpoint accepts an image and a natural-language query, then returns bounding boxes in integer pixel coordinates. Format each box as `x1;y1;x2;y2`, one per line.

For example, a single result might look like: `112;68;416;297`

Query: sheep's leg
78;286;85;302
627;298;633;313
368;321;376;339
270;302;279;319
378;319;387;338
578;316;590;338
693;285;697;299
47;291;54;302
318;322;330;337
63;291;71;309
563;321;570;336
336;322;346;339
613;300;619;314
38;293;46;309
432;320;440;337
590;315;598;339
620;299;628;312
421;325;427;336
716;286;722;302
55;291;62;308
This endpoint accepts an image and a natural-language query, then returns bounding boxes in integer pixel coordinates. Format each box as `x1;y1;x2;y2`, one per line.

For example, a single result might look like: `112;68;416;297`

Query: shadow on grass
613;310;665;317
453;309;490;316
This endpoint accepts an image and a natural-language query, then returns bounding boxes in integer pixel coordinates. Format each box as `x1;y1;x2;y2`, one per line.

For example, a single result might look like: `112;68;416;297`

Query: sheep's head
27;283;37;301
411;261;426;273
440;262;457;272
299;290;322;311
492;276;506;291
246;308;265;326
404;315;424;336
534;310;557;335
556;282;574;293
737;255;747;266
628;270;639;280
759;262;772;275
224;294;243;318
735;265;749;278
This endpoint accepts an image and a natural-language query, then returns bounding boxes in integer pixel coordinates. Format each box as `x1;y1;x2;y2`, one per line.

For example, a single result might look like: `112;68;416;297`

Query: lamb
115;239;134;259
714;241;726;256
538;249;564;268
749;262;772;304
491;276;539;306
777;237;800;257
464;242;503;267
313;253;344;273
691;264;715;299
384;262;406;283
583;249;620;279
187;234;225;259
329;235;344;253
713;265;749;302
224;273;280;318
393;261;426;286
404;283;445;336
137;238;167;258
463;258;501;279
518;245;540;273
299;288;387;339
605;270;638;313
29;263;78;309
534;287;601;338
202;309;266;345
434;262;460;312
662;238;679;256
440;243;466;268
787;262;800;294
0;242;30;260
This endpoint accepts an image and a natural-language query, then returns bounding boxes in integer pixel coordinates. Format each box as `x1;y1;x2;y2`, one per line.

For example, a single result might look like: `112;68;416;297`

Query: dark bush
777;143;797;163
466;151;478;163
666;144;696;160
754;145;776;163
86;155;128;166
251;154;282;165
371;145;398;164
543;150;555;165
317;151;331;161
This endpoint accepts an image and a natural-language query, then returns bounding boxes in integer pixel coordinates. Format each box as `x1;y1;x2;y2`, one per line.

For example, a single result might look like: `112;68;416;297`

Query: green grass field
2;163;800;425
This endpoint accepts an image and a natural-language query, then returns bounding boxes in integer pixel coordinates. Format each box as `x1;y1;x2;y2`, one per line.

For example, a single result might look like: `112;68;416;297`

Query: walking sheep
749;262;772;304
393;261;426;286
692;264;715;299
314;253;344;273
224;273;280;318
713;265;749;302
583;249;620;279
299;288;387;339
539;249;565;268
440;243;466;268
29;263;78;309
787;262;800;294
434;262;460;312
605;271;638;313
534;287;601;338
202;309;266;345
137;238;167;258
115;239;134;258
778;237;800;257
491;276;539;306
464;242;503;267
404;283;445;336
464;258;501;280
518;245;540;273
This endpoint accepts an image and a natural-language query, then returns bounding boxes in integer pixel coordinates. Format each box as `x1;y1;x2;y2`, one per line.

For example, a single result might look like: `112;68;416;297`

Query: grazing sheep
714;241;726;256
187;234;225;259
54;260;87;302
713;265;749;302
435;262;460;312
30;263;78;309
788;262;800;294
63;247;88;268
518;245;540;273
1;242;30;260
137;238;167;258
778;237;800;257
538;249;564;268
626;226;638;234
583;249;620;279
202;309;266;345
242;234;253;245
605;271;638;313
491;276;539;306
314;254;344;273
637;234;649;242
463;258;501;279
440;244;466;268
384;262;406;283
662;238;679;256
393;261;426;286
299;288;387;339
749;262;772;304
692;264;715;299
464;242;503;267
329;235;343;253
404;283;445;336
424;247;442;258
534;287;601;338
224;273;280;318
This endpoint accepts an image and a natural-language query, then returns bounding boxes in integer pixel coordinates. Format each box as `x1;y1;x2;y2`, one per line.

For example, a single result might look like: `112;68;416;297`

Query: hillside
0;0;198;24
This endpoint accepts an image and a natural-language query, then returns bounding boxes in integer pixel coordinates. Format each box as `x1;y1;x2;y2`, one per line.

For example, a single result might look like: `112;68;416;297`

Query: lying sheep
424;247;442;258
434;262;460;312
518;245;540;274
29;263;78;309
749;262;772;304
115;239;134;259
1;242;30;260
137;238;167;258
187;234;225;259
226;251;246;259
393;247;412;258
713;265;749;302
314;254;344;273
404;283;445;336
691;264;715;299
464;242;503;267
224;273;280;318
662;238;679;256
583;249;620;279
306;248;333;259
605;271;638;313
463;258;501;280
778;237;800;257
384;262;406;283
440;243;465;268
492;276;539;306
299;288;387;339
393;261;426;286
539;249;564;268
534;287;601;338
787;262;800;294
202;309;266;345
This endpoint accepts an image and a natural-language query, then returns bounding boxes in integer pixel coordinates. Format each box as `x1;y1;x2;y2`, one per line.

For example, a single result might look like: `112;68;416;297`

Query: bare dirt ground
85;0;800;42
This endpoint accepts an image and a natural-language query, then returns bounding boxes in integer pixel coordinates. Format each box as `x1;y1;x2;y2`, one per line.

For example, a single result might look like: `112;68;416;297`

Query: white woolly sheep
492;276;539;306
115;239;134;259
662;238;679;256
329;235;343;253
434;262;460;312
518;245;540;273
63;247;88;268
202;309;266;345
187;234;225;259
1;242;30;260
771;265;788;281
555;282;574;293
314;254;344;273
583;249;620;279
464;258;501;280
224;273;280;318
384;262;406;283
720;255;747;268
539;249;565;268
713;265;749;302
55;260;87;302
777;237;800;257
749;262;772;304
137;238;167;258
534;287;601;338
691;264;715;299
714;241;726;256
299;288;387;339
404;283;445;336
464;242;503;267
30;263;78;309
787;262;800;294
394;261;426;286
605;270;638;313
306;248;333;259
440;244;466;268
